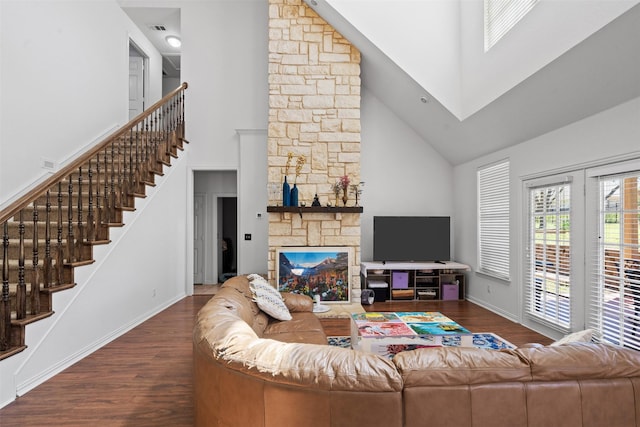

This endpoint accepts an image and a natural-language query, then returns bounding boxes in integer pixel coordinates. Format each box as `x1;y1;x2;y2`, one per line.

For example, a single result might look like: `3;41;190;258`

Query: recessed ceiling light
165;36;181;48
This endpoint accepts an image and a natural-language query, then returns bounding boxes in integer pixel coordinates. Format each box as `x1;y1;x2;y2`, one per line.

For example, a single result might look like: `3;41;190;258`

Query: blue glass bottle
290;184;298;207
282;176;290;206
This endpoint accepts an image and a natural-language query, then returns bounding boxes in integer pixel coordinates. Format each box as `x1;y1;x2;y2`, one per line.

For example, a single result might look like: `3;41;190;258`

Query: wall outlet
152;289;156;298
487;285;491;294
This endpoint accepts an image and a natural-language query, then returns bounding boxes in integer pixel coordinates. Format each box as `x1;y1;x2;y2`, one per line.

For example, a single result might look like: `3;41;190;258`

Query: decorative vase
290;184;298;207
282;176;290;206
342;187;348;206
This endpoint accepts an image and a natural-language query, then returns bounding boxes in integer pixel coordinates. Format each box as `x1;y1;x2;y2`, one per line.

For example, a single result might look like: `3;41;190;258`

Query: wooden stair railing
0;82;188;361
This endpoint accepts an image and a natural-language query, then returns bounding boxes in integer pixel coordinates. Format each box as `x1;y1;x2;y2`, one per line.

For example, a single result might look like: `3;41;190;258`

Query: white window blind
478;160;510;280
525;180;572;331
587;171;640;350
484;0;539;51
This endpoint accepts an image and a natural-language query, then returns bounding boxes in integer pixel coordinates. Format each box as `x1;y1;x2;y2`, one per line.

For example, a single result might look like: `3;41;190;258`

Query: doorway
128;41;148;119
218;197;237;282
193;171;237;284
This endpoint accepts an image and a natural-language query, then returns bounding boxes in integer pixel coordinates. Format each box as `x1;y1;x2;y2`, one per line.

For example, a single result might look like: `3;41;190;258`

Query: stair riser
8;288;53;314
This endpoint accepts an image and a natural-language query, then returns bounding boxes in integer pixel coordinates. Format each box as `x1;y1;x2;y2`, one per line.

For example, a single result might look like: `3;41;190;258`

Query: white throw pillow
249;277;292;321
550;329;594;346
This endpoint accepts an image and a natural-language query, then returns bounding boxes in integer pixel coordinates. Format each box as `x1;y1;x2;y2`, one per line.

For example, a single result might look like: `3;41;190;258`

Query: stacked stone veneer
267;0;362;297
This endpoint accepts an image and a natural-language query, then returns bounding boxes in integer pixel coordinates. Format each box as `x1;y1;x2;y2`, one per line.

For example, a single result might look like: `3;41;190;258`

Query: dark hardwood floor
0;296;552;426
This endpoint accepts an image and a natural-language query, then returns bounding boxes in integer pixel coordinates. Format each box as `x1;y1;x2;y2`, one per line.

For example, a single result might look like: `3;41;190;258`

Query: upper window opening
484;0;539;51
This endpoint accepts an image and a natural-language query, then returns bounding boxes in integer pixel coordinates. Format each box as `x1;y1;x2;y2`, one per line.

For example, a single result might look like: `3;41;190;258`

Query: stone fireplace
267;0;362;299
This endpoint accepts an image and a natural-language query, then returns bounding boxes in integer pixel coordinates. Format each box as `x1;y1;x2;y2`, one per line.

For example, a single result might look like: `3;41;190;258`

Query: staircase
0;83;188;361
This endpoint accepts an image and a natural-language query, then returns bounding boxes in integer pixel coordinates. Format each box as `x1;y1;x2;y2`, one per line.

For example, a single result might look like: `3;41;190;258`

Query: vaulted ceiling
306;1;640;165
122;0;640;165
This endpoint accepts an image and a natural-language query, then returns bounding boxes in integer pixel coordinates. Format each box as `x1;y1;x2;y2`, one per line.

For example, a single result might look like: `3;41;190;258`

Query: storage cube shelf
360;262;470;302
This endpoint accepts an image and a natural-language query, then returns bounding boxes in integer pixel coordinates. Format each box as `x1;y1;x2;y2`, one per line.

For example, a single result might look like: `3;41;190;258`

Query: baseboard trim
15;295;184;398
465;295;519;324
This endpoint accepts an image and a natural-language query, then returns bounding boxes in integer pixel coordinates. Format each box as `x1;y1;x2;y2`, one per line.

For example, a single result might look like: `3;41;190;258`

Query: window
525;179;572;331
484;0;539;51
478;160;510;280
588;168;640;350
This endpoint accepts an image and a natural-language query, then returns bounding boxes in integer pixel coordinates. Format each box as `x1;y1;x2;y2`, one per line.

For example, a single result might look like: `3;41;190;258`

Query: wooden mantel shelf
267;206;363;214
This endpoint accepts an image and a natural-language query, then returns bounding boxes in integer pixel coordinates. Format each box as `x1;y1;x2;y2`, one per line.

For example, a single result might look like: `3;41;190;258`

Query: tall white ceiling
308;0;640;164
120;0;640;165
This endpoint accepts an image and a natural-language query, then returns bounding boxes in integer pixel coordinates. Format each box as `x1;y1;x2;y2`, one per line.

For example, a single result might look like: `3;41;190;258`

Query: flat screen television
373;216;450;263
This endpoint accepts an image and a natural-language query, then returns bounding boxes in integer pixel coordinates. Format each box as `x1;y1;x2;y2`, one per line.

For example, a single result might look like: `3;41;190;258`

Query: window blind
587;171;640;350
524;180;572;331
484;0;538;51
478;160;510;281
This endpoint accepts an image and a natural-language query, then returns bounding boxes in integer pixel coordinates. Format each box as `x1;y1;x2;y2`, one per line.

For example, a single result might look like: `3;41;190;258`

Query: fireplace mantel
266;206;363;213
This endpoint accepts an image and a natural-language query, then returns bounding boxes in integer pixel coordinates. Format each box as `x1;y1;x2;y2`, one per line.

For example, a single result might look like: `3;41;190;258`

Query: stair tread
0;345;27;361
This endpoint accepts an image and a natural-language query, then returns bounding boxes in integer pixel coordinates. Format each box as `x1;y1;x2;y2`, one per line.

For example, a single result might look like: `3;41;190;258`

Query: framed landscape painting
276;247;351;303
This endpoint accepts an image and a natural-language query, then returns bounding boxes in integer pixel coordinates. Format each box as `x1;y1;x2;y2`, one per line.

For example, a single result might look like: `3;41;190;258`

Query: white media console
360;261;471;302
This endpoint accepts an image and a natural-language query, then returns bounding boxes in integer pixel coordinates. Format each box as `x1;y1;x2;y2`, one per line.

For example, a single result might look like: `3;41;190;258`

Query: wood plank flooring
0;296;552;426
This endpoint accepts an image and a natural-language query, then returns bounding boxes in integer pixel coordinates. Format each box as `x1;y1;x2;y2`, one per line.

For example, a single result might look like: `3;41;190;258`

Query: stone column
267;0;362;300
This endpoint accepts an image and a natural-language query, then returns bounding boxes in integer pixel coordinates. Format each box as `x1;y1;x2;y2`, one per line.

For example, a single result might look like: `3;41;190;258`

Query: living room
1;0;639;413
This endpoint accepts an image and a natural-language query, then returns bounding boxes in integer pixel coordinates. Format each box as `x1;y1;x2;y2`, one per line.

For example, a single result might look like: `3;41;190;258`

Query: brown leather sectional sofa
193;275;640;426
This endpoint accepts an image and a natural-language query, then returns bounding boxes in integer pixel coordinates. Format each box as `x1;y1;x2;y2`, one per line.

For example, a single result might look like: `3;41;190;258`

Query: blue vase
290;184;298;207
282;176;290;206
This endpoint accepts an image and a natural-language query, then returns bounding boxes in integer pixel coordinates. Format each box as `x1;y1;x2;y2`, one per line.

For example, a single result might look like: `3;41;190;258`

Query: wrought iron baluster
17;211;26;319
1;222;10;351
43;190;52;288
66;176;75;263
95;154;102;235
103;148;111;224
55;182;64;285
110;142;118;216
116;137;124;208
134;123;143;191
30;201;40;315
87;166;95;242
75;167;84;261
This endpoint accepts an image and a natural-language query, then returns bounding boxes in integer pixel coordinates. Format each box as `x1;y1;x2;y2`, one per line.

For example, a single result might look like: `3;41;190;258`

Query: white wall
360;88;454;262
0;0;163;207
327;0;638;120
179;1;269;284
459;0;639;118
0;0;172;408
1;152;189;407
328;0;462;117
180;1;268;171
453;96;640;338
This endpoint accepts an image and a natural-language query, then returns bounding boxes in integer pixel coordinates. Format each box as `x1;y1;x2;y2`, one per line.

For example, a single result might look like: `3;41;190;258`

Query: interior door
194;193;205;284
128;55;144;119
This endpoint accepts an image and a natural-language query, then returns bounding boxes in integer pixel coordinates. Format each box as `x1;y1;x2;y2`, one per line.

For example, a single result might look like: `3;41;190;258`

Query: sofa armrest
280;292;313;312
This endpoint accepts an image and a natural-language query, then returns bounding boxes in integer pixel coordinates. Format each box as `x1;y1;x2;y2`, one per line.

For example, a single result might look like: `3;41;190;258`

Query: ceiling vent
149;25;167;31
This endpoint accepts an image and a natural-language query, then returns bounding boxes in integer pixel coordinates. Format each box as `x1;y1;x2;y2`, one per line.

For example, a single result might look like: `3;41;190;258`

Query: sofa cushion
515;342;640;381
393;347;532;387
249;277;292;321
264;312;326;344
281;292;314;312
550;328;593;346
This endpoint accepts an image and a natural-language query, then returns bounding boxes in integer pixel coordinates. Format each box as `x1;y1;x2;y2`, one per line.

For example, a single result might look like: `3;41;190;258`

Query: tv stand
360;261;470;302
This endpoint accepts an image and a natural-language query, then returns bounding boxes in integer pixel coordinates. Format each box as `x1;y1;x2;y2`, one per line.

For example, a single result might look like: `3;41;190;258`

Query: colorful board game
351;311;470;338
350;312;515;358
